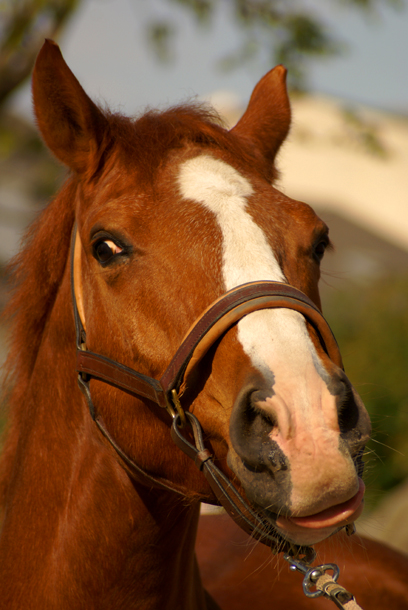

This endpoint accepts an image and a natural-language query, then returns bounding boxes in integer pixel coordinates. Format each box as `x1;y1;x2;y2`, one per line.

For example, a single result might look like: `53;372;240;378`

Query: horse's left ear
231;66;290;172
32;39;110;176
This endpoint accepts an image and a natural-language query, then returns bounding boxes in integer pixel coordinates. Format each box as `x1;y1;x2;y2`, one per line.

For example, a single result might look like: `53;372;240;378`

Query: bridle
71;226;344;559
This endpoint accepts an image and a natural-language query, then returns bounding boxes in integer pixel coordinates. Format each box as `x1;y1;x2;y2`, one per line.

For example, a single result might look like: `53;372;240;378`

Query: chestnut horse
0;40;407;609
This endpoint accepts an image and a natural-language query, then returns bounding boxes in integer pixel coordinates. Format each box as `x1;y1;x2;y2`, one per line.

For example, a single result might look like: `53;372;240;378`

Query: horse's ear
231;65;291;170
32;40;110;175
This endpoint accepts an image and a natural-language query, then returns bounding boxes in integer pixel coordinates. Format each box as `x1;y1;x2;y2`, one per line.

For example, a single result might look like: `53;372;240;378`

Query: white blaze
177;154;315;374
178;154;358;523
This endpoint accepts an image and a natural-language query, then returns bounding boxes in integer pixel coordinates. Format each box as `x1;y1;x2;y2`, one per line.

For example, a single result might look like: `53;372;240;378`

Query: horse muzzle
227;365;370;545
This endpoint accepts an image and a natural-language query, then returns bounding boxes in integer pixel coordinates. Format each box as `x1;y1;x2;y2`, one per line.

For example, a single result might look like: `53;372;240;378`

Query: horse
0;39;407;609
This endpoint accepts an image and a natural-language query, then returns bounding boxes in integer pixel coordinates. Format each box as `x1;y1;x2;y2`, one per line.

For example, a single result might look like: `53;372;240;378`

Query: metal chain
283;552;364;610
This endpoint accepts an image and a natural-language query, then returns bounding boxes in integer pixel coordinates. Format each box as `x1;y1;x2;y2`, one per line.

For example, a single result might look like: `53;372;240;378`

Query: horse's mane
0;101;265;504
0;178;75;504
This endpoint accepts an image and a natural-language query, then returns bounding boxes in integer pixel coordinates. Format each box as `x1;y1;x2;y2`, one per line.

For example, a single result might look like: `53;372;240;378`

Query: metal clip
286;544;316;565
345;522;356;536
284;553;340;599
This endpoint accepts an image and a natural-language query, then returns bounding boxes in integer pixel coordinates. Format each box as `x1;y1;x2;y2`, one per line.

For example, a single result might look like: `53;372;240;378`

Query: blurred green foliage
0;0;405;111
323;275;408;507
0;110;65;202
148;0;405;90
0;0;78;107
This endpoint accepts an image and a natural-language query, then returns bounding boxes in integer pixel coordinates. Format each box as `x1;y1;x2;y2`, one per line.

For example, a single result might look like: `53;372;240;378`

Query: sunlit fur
0;40;407;609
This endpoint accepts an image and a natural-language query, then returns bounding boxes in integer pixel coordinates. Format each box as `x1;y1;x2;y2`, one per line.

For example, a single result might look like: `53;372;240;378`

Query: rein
71;227;364;608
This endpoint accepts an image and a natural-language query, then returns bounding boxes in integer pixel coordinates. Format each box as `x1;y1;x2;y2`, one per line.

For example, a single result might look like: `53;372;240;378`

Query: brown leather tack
194;449;213;471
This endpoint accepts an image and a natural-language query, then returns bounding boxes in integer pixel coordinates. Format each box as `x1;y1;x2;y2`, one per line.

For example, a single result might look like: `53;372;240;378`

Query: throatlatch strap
77;350;168;407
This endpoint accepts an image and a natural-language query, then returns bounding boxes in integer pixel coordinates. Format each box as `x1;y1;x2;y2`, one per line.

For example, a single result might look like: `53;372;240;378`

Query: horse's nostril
248;390;277;428
235;387;277;439
230;384;288;475
337;383;360;434
242;460;264;474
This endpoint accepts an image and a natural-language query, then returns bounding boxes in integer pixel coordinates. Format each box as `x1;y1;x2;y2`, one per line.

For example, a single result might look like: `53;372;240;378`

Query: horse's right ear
32;40;110;176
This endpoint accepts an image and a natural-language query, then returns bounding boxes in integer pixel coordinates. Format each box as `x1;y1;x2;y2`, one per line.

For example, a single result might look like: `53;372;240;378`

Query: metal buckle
165;389;187;428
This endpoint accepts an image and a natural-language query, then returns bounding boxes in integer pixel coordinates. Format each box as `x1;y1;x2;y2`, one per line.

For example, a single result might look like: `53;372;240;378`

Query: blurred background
1;0;407;552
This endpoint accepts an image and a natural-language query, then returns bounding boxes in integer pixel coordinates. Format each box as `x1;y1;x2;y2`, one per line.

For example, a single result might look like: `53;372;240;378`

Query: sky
12;0;408;120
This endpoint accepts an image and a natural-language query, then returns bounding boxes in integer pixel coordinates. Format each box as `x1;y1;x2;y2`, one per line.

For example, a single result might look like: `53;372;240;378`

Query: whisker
369;438;405;456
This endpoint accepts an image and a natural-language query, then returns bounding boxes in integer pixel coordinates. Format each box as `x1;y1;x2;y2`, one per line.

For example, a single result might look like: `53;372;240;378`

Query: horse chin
227;450;365;547
271;492;365;546
271;519;342;546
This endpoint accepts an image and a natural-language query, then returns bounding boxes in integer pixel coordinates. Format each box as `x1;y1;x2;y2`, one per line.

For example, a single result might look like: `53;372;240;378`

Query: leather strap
171;412;291;551
160;282;343;396
77;350;168;407
76;282;343;408
77;373;193;497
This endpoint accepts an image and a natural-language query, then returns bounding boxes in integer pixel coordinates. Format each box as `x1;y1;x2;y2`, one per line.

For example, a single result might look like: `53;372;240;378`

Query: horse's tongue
278;479;365;530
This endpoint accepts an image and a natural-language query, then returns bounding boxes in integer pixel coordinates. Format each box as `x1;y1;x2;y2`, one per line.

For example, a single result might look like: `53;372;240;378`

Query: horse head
32;40;370;550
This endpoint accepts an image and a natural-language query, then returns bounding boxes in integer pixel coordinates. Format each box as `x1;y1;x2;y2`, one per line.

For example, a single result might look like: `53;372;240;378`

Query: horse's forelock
108;103;277;186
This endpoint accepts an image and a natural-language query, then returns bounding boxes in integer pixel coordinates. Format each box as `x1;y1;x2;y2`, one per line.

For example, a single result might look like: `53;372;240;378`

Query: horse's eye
93;240;123;264
313;240;327;262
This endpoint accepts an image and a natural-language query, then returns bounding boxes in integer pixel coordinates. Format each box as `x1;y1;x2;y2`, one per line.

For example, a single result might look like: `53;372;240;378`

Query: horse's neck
0;271;210;610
